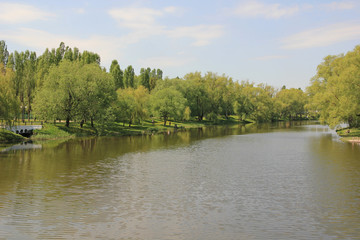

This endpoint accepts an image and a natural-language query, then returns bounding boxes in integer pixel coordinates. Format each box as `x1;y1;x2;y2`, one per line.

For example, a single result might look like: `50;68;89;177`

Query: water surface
0;122;359;239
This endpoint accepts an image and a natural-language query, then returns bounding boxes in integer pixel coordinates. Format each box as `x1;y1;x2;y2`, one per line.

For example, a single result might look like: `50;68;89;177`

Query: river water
0;122;359;239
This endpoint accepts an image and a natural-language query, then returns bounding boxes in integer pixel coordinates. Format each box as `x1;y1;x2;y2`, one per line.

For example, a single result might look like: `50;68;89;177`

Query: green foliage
150;87;187;125
114;86;149;126
1;39;318;135
276;88;307;120
183;72;211;120
115;88;137;126
0;64;19;124
110;60;124;89
77;64;116;127
307;45;360;128
140;67;151;90
0;40;9;66
33;61;115;127
183;106;191;121
124;65;135;88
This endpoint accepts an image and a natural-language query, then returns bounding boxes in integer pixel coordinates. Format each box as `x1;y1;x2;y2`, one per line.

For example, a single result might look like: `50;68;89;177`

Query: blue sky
1;0;360;90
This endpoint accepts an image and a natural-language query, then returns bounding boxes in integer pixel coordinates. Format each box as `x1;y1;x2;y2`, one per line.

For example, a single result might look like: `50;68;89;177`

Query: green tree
140;67;150;90
110;60;124;89
307;46;360;127
0;40;9;67
77;64;116;127
0;64;19;125
183;72;210;121
150;87;187;125
233;82;254;121
36;48;55;88
24;51;37;120
80;50;101;65
114;86;149;126
276;88;307;120
12;51;26;121
34;61;82;127
34;61;115;127
115;88;137;126
124;65;135;88
133;86;150;123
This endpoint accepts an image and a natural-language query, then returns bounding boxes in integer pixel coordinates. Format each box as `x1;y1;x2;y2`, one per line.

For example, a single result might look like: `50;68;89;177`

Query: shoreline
336;127;360;143
1;118;253;145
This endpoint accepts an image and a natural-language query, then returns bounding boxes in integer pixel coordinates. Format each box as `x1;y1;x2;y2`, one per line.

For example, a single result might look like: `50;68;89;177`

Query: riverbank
0;129;26;143
336;127;360;143
0;116;251;143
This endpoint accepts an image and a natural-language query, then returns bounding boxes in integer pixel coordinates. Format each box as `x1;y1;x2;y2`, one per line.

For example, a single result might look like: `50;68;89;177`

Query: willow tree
33;60;115;127
276;88;307;120
307;45;360;128
183;72;210;121
115;86;149;126
150;87;187;125
77;64;116;127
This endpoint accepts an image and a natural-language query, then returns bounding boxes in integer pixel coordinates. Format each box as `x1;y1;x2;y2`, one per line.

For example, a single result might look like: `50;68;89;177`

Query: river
0;122;359;239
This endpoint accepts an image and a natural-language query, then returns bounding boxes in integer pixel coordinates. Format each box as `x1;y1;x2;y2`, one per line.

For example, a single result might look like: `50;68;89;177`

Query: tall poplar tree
124;65;135;88
110;60;124;89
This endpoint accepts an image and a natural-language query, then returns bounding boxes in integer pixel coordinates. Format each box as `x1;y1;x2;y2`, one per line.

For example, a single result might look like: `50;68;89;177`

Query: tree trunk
80;120;84;128
28;94;31;121
66;117;70;127
91;118;94;128
20;94;25;123
348;116;354;128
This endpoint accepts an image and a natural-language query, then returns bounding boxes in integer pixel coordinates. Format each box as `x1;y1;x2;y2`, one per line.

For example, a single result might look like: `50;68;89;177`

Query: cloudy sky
1;0;360;89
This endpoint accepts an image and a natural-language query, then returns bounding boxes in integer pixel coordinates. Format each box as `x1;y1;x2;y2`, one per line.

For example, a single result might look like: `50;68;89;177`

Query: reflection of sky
1;142;42;152
0;124;359;239
308;134;360;238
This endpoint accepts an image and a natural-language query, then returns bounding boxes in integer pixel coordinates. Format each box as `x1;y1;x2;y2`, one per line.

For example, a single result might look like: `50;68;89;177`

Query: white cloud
168;25;224;46
108;7;224;47
282;22;360;49
163;6;177;14
233;0;299;19
0;2;53;23
322;1;356;10
254;55;288;61
1;28;127;67
74;8;85;14
109;7;164;31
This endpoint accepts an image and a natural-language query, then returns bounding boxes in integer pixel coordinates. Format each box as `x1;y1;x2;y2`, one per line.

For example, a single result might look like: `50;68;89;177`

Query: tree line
7;40;356;129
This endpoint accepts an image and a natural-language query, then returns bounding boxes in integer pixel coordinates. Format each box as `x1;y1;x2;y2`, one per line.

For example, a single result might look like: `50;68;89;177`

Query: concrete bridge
6;125;42;137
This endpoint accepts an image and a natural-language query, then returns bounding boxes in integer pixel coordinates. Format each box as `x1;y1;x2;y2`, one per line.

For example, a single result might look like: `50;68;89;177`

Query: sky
1;0;360;90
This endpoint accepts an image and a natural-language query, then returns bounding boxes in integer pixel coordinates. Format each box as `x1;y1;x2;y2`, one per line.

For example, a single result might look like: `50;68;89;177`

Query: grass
0;115;251;143
336;127;360;142
0;129;26;144
30;123;94;140
29;116;249;141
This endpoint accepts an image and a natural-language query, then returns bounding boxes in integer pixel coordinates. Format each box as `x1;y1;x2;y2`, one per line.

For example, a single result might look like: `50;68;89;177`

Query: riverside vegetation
1;40;359;143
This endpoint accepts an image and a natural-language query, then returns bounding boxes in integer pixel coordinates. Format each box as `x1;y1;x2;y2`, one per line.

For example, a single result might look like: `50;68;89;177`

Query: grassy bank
336;127;360;143
30;116;249;141
0;129;26;144
0;116;251;143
